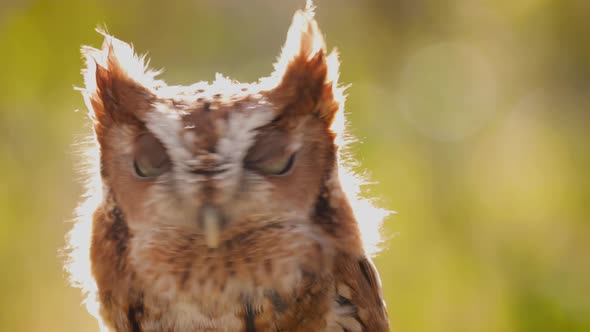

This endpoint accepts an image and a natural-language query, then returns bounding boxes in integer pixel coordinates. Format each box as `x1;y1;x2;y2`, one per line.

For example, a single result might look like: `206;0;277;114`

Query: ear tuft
262;4;343;125
81;29;161;127
282;5;325;65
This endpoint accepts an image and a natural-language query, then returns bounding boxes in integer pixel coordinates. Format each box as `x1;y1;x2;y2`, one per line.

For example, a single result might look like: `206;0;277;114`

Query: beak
200;205;222;248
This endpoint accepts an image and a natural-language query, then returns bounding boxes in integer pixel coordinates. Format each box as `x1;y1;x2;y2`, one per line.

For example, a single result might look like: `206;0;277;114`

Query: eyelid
133;132;172;178
276;152;296;176
245;141;299;164
246;151;296;176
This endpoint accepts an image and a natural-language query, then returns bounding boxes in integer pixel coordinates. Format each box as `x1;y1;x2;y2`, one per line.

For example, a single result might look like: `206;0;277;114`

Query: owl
66;3;389;332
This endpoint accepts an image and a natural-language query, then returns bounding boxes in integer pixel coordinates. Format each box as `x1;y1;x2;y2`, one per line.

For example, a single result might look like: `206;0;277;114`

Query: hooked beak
200;205;223;248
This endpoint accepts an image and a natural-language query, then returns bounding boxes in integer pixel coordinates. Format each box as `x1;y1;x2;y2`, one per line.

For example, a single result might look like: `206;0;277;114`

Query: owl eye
248;153;296;176
133;133;172;178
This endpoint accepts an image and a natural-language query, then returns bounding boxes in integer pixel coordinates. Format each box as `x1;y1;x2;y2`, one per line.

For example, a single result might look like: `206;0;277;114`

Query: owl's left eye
247;153;296;176
245;128;297;176
133;133;172;179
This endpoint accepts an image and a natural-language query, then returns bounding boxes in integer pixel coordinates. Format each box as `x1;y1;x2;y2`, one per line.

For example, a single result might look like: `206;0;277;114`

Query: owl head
65;7;390;322
78;6;354;251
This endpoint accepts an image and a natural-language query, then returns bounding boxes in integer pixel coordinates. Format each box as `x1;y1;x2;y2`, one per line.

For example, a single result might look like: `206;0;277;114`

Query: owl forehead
180;102;231;154
145;97;276;167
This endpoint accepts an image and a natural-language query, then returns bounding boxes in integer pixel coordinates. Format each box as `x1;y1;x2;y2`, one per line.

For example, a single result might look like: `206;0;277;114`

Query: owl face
99;88;335;248
84;9;343;248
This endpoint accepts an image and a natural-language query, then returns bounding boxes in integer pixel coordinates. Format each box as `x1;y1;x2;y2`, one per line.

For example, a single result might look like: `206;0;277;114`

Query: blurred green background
1;0;589;331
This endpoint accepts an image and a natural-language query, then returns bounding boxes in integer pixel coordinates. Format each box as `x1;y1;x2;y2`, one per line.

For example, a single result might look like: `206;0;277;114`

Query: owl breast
115;217;335;331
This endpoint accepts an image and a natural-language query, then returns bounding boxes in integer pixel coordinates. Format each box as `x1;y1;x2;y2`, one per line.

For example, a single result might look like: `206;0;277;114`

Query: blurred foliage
1;0;589;331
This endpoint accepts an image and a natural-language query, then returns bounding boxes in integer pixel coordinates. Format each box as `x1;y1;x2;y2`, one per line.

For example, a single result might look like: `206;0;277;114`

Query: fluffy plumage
66;4;389;331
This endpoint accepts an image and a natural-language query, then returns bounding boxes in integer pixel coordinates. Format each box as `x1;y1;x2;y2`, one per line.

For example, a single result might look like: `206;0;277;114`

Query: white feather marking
214;102;275;201
144;103;198;198
216;103;275;163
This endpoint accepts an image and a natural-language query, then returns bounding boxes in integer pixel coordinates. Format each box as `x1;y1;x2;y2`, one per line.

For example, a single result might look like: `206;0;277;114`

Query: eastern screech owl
66;4;389;332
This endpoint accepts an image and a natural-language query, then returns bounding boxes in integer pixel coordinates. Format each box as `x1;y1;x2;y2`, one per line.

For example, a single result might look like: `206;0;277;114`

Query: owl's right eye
133;133;172;178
